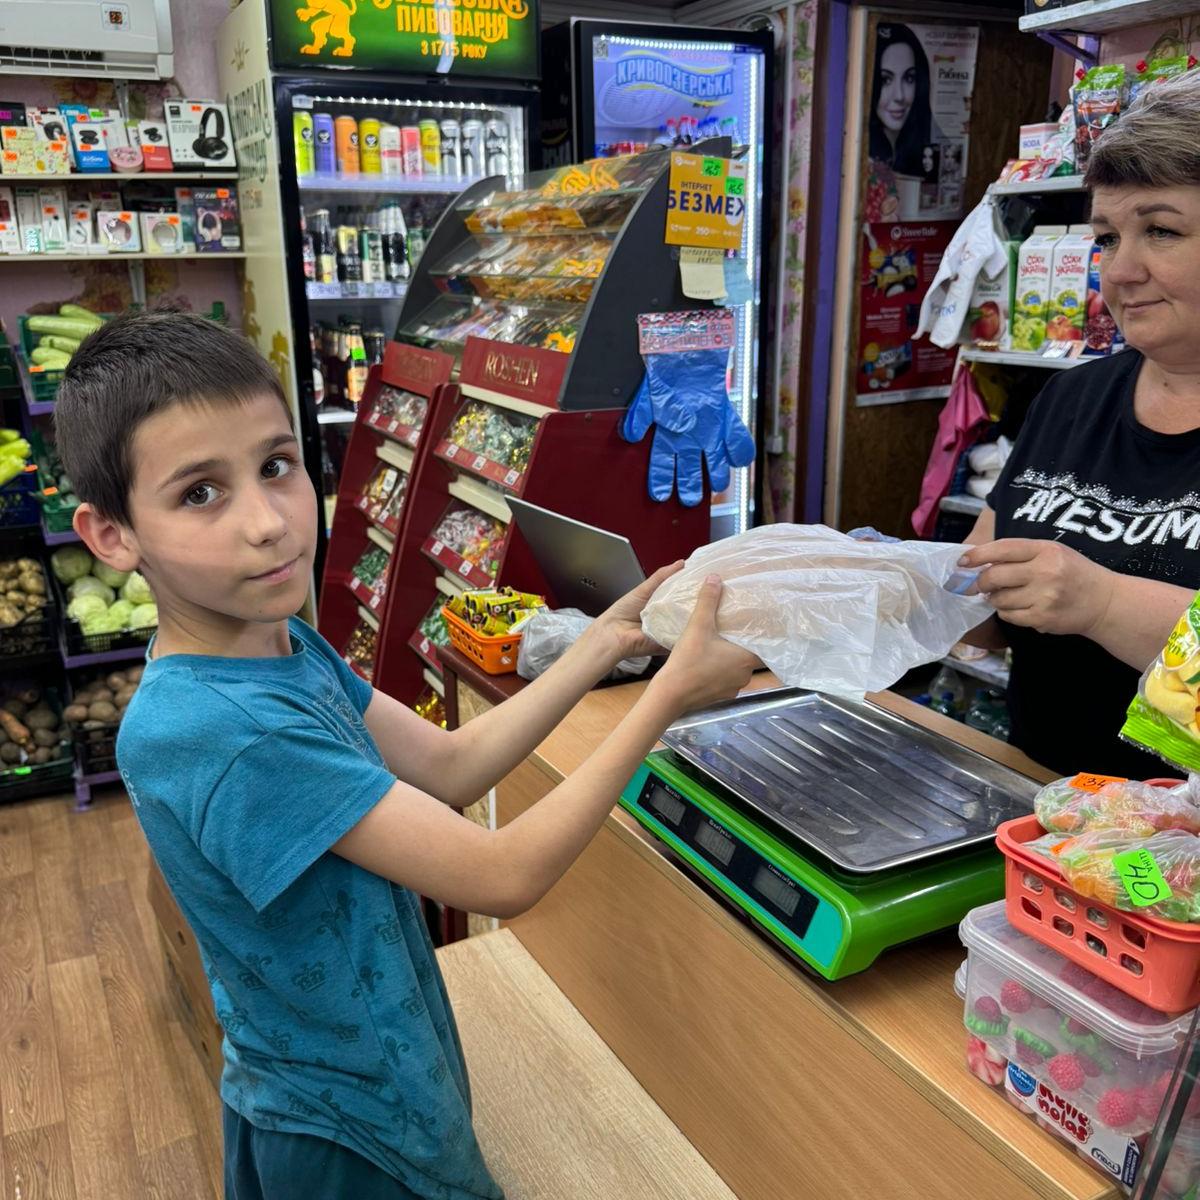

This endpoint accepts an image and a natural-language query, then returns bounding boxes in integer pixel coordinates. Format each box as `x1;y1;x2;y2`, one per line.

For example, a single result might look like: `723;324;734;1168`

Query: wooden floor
0;788;224;1200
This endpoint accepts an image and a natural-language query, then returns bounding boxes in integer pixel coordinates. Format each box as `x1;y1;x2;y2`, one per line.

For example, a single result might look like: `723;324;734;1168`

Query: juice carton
1012;227;1065;352
1046;226;1093;342
1083;243;1124;355
966;239;1019;347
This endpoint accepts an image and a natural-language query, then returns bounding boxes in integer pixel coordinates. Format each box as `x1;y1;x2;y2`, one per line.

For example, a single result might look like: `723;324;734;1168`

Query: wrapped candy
344;620;377;680
372;386;428;433
1034;776;1200;838
431;504;506;579
448;401;538;474
413;685;446;729
418;600;452;649
965;1035;1006;1087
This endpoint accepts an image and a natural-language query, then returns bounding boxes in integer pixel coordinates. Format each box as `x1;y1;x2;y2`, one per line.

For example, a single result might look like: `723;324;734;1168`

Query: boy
55;311;758;1199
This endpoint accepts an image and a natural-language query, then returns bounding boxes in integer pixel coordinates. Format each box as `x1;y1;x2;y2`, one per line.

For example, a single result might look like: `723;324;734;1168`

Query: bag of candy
1128;55;1197;106
1034;774;1200;837
1123;594;1200;773
1073;63;1125;167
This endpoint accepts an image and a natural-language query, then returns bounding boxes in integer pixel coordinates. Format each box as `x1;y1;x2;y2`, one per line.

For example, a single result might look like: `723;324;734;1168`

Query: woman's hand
959;539;1117;637
588;560;683;664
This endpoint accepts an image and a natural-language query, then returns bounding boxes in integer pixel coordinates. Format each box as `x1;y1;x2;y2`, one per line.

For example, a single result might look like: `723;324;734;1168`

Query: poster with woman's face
865;22;978;222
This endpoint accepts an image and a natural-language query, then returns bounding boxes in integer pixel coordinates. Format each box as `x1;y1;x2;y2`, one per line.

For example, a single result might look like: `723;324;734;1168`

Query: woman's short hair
1086;69;1200;189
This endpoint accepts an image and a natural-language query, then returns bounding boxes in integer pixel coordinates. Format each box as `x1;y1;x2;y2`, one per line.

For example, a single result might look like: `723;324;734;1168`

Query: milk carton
1047;226;1094;342
1012;227;1065;352
967;239;1019;348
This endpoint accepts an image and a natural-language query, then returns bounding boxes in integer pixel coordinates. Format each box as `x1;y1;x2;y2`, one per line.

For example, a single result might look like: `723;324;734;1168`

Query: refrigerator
217;0;539;583
541;18;773;536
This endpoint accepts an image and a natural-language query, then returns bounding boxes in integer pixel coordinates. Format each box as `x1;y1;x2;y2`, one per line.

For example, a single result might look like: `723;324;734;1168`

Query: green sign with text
270;0;539;80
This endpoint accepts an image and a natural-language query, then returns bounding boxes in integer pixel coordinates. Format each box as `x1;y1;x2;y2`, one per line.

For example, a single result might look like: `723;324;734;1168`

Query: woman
868;23;934;179
959;71;1200;778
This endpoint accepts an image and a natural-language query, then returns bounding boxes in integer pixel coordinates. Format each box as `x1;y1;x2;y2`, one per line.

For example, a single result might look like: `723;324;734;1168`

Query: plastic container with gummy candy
958;902;1194;1190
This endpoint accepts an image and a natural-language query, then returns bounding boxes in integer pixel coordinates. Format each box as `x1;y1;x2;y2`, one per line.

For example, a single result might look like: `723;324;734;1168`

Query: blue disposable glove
621;348;755;508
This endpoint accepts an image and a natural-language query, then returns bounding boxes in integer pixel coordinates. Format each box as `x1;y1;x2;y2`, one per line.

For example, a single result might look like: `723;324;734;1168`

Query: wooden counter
440;649;1115;1200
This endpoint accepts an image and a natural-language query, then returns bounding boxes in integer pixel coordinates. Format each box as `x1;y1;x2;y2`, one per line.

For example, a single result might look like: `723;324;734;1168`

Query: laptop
506;497;647;617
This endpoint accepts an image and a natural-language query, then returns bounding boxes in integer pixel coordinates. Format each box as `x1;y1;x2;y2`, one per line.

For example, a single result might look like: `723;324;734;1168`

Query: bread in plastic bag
516;608;650;683
639;524;991;697
1034;775;1200;837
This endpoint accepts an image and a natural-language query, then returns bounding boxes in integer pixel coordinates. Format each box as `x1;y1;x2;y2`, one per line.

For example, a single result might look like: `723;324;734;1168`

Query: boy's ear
74;503;140;574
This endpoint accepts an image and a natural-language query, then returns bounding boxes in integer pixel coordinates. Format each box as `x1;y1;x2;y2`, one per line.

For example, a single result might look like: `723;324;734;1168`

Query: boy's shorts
223;1105;424;1199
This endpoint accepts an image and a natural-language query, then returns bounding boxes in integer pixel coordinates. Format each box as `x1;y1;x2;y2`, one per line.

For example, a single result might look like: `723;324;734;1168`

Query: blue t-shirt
117;618;502;1200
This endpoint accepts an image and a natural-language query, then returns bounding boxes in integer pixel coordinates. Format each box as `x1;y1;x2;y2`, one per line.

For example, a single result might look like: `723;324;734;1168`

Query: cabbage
93;562;130;590
67;593;107;622
107;599;133;627
121;571;153;605
68;576;115;606
81;609;123;635
50;545;93;584
129;602;158;630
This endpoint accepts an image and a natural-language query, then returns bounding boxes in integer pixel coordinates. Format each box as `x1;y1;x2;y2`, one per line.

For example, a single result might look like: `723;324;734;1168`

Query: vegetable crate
31;430;76;533
77;721;118;777
0;756;74;803
997;810;1200;1014
0;466;40;528
51;575;155;658
0;574;57;662
18;317;66;405
0;685;76;804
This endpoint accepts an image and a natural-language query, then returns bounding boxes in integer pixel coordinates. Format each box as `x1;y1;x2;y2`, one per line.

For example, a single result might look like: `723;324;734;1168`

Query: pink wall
0;0;242;340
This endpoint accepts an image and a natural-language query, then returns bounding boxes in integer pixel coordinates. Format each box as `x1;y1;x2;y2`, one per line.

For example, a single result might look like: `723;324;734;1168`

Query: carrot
0;709;32;749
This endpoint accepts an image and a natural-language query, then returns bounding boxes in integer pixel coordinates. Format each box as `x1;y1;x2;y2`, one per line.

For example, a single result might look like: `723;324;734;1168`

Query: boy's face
120;391;316;625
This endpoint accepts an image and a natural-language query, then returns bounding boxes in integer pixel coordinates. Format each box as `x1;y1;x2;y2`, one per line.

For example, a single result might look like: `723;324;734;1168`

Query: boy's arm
364;563;682;808
336;579;758;918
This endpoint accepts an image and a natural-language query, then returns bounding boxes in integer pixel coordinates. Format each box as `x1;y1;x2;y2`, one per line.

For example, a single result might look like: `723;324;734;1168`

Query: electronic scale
618;689;1039;980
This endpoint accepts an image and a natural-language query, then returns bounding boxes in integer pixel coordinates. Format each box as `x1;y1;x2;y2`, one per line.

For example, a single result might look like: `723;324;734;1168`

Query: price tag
503;469;520;487
1069;773;1128;794
1113;848;1174;908
369;593;381;610
420;637;430;655
458;558;473;577
431;540;445;556
387;420;399;434
445;443;459;459
472;454;487;472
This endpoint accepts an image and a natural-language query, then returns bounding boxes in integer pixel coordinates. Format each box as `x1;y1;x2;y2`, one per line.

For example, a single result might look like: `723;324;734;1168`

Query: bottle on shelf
336;223;362;283
928;666;965;717
380;202;410;282
322;323;343;406
364;327;387;367
309;324;326;405
406;202;427;272
656;120;676;148
314;113;336;175
930;691;960;719
345;322;368;406
311;208;336;284
300;209;316;282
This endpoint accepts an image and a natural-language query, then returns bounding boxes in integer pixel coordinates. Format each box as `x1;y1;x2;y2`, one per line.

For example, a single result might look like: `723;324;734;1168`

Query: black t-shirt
990;350;1200;779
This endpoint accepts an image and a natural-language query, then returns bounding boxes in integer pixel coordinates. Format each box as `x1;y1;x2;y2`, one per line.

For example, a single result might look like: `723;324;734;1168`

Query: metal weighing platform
618;689;1038;980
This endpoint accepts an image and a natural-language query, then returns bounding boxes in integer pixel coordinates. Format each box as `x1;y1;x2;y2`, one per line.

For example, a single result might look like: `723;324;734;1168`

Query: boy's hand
651;575;760;716
589;560;684;664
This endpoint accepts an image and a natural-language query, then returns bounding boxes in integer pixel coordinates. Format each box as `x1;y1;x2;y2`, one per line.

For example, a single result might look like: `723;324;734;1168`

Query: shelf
435;574;467;600
346;574;385;614
939;494;986;517
357;603;381;634
989;175;1086;197
17;353;56;416
375;440;415;475
298;173;485;195
41;519;80;546
62;642;147;670
437;438;526;492
422;533;496;590
409;626;443;673
940;652;1010;692
960;348;1088;371
317;408;357;425
1019;0;1196;33
0;171;239;183
364;408;424;448
306;280;408;302
0;252;246;263
365;524;395;555
448;475;511;524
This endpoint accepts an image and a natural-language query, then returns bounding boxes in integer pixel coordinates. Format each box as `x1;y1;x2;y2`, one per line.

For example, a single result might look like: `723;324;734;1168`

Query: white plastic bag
516;608;650;682
640;524;992;697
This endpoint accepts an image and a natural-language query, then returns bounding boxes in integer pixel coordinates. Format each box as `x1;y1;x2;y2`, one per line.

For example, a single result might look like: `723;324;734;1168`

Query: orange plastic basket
997;787;1200;1014
440;605;523;675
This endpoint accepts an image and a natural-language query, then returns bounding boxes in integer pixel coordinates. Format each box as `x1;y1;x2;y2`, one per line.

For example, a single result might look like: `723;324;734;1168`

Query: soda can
418;119;441;174
461;119;483;178
379;124;402;176
484;118;509;176
401;126;423;176
313;113;336;175
593;142;611;157
439;119;461;179
334;115;360;175
359;118;382;174
293;112;314;176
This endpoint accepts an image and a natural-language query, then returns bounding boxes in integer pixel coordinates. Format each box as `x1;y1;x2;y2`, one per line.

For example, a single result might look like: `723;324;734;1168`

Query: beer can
401;126;423;176
419;120;441;174
439;119;461;179
334;115;360;175
484;118;509;176
293;112;314;176
313;113;336;175
380;124;402;176
461;119;483;178
358;118;382;174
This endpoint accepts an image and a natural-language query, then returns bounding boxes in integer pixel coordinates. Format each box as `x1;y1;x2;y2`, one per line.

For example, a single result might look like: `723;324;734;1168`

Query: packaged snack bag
1124;594;1200;772
1128;55;1196;106
1073;64;1125;167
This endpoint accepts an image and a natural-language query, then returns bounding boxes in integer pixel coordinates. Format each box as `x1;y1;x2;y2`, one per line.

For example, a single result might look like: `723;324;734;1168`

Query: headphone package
0;187;21;255
164;100;236;169
68;202;95;248
38;186;68;253
28;109;71;175
140;211;184;255
96;208;142;253
192;185;240;252
135;121;173;171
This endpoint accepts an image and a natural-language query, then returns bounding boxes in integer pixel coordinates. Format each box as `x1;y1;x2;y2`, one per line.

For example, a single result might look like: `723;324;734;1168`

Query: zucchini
25;316;101;340
30;347;71;368
39;335;82;355
57;304;103;326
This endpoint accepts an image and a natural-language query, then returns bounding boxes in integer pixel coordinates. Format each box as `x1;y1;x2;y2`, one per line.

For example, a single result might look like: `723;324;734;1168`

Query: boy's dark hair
54;309;289;524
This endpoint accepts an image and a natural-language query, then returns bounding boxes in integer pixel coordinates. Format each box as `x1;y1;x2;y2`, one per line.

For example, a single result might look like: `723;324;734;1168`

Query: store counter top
439;648;1114;1200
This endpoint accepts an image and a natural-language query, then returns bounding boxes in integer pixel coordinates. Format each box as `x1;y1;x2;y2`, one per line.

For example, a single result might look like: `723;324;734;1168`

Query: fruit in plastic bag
1034;775;1200;837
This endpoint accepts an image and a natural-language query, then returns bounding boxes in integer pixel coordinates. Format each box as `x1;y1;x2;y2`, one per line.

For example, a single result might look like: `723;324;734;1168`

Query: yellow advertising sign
664;152;747;251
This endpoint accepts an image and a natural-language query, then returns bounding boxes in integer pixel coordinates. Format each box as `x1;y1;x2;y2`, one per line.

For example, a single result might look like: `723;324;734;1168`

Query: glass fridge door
584;30;769;534
1137;1007;1200;1199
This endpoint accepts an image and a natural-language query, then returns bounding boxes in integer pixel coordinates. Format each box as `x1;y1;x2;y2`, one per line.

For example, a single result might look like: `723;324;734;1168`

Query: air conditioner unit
0;0;174;81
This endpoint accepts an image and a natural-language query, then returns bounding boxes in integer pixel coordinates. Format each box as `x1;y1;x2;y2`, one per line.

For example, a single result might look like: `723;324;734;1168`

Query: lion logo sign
296;0;357;58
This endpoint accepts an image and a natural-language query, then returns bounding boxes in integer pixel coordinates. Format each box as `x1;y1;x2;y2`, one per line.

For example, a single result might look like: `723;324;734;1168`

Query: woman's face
877;42;916;136
1093;184;1200;368
922;146;934;173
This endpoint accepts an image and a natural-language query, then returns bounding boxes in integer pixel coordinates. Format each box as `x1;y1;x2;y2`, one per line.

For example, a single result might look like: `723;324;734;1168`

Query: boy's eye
183;482;220;508
262;455;293;480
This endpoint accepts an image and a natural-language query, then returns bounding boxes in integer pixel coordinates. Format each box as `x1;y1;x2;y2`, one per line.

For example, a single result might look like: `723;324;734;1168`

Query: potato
0;563;17;581
81;719;106;731
0;742;21;763
32;728;58;748
6;590;26;606
18;573;45;596
0;603;22;629
115;686;138;708
25;709;57;731
15;559;38;574
105;672;128;692
16;688;39;705
64;704;89;723
30;748;51;765
87;701;117;722
125;664;144;683
90;688;114;705
2;699;27;718
24;595;47;610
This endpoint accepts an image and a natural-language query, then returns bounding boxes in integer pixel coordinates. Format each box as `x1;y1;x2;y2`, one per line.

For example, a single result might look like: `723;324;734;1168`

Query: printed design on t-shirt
333;1022;361;1043
316;888;357;934
374;914;402;945
291;960;329;992
1008;470;1200;548
383;1034;410;1063
350;962;384;998
237;952;272;991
